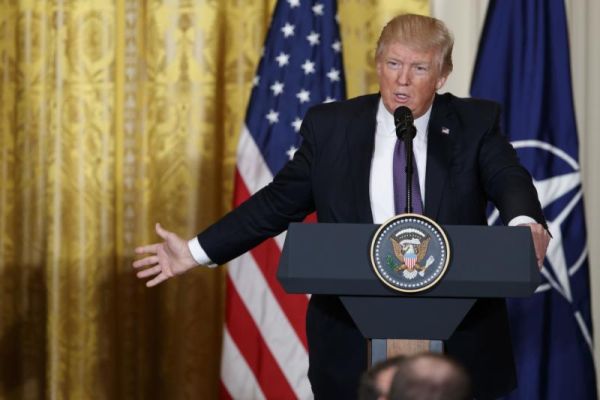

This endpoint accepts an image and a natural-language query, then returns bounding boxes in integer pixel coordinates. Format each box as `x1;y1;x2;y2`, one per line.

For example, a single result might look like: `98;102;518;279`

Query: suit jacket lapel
346;94;379;223
425;94;456;220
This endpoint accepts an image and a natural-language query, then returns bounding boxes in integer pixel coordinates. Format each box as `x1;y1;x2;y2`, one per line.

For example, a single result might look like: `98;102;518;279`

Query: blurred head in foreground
388;353;472;400
358;356;406;400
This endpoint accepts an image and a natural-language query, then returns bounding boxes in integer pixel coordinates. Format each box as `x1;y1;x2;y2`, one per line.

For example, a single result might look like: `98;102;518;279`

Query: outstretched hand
132;223;199;287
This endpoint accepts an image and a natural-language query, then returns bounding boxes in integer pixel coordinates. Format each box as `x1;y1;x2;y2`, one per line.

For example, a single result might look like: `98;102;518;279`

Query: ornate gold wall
0;0;427;398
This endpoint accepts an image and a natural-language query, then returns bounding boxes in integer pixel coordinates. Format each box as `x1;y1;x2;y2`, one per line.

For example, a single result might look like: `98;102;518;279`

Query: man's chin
383;101;412;114
394;103;414;114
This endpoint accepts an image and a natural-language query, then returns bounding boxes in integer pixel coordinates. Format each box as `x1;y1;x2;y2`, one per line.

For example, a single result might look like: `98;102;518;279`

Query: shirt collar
376;98;433;138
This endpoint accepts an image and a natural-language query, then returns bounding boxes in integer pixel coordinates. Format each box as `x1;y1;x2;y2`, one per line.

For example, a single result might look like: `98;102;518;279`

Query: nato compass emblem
370;214;450;293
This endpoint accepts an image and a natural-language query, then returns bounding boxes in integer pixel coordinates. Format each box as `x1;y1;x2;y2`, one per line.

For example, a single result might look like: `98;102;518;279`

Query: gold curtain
0;0;427;398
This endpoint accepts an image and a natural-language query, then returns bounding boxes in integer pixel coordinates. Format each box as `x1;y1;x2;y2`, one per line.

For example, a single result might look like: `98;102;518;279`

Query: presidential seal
370;214;450;293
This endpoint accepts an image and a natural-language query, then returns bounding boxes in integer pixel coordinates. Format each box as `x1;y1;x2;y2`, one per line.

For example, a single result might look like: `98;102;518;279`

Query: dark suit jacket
199;93;545;399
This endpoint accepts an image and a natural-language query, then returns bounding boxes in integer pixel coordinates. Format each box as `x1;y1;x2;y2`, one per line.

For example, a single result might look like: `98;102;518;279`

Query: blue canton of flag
246;0;346;174
471;1;597;399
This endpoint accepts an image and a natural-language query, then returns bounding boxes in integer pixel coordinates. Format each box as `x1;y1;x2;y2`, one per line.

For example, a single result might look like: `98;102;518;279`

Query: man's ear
435;74;448;90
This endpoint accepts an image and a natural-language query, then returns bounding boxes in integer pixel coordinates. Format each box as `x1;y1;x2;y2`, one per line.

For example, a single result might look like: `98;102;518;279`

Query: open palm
132;223;199;287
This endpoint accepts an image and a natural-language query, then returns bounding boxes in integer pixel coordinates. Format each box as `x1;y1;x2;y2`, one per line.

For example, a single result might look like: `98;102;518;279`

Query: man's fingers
537;257;544;269
135;243;161;255
136;265;162;279
537;247;546;268
525;223;551;270
132;256;159;269
147;273;169;288
133;225;189;286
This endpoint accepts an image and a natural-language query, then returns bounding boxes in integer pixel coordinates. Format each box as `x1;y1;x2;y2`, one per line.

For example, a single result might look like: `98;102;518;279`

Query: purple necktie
393;138;423;214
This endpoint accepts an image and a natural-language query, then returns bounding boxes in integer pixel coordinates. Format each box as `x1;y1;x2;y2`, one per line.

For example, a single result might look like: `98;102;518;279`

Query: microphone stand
394;106;417;214
403;126;416;213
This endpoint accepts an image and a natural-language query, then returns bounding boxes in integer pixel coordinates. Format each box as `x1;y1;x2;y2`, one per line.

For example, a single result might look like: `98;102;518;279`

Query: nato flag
471;0;597;399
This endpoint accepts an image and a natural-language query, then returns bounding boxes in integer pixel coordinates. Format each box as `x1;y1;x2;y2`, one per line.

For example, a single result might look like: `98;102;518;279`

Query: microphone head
394;106;416;140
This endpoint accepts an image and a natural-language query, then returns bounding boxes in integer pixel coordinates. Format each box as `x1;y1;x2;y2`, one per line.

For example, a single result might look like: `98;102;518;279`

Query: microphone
393;106;417;214
393;106;417;140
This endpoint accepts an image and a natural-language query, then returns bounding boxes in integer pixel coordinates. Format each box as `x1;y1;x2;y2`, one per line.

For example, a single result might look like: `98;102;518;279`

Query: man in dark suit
133;14;550;400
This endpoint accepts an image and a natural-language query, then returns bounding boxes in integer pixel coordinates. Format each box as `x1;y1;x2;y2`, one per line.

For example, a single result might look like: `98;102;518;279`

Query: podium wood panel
387;339;431;358
368;339;435;367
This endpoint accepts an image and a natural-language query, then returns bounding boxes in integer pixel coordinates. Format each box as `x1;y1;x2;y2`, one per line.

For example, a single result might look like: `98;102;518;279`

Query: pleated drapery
0;0;428;398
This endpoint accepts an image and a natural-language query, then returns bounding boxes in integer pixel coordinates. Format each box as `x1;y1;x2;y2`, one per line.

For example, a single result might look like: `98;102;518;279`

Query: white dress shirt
370;99;430;224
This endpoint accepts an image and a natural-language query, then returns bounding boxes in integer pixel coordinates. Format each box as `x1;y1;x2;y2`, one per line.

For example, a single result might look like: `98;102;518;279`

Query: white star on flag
286;145;298;160
281;23;295;38
252;75;260;87
312;3;324;15
296;89;310;103
331;40;341;53
486;142;586;313
324;97;335;103
291;117;303;132
301;59;316;75
530;172;582;298
287;0;300;8
266;109;279;124
270;81;285;95
307;31;320;46
327;68;340;81
275;52;290;67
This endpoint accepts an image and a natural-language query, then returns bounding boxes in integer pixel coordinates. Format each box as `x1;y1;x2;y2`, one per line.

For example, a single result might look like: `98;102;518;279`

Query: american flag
220;1;345;399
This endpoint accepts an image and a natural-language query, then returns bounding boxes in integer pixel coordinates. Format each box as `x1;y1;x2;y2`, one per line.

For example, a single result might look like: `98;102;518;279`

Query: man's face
376;42;447;118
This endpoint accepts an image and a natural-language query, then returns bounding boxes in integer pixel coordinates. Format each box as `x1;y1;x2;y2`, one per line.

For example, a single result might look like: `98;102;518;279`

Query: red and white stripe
220;126;312;399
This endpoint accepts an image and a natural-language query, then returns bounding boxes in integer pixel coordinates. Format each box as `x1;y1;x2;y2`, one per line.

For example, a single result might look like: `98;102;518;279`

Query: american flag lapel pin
441;126;450;135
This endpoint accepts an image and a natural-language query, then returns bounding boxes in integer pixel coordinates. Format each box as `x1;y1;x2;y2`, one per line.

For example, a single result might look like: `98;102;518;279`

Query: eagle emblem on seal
371;214;450;292
390;228;435;280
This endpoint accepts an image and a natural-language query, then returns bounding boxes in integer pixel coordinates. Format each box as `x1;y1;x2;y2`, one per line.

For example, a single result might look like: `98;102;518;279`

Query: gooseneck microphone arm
394;106;417;214
404;131;415;213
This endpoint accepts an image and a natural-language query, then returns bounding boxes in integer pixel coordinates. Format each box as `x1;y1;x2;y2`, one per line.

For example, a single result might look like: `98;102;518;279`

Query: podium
277;222;540;364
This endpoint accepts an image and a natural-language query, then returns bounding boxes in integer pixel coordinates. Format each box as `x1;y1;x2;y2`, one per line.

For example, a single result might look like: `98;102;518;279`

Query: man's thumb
155;223;169;240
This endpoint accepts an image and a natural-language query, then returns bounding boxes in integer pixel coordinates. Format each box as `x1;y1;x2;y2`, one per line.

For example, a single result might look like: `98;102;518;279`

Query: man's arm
132;109;320;285
478;106;550;267
195;111;318;265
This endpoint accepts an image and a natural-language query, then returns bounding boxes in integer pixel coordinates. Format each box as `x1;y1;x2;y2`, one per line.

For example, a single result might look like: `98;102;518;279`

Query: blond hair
375;14;454;76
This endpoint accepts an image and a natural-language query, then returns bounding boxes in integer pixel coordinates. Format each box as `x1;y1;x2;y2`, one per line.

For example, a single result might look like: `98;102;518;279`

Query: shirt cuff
507;215;537;226
187;238;218;268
